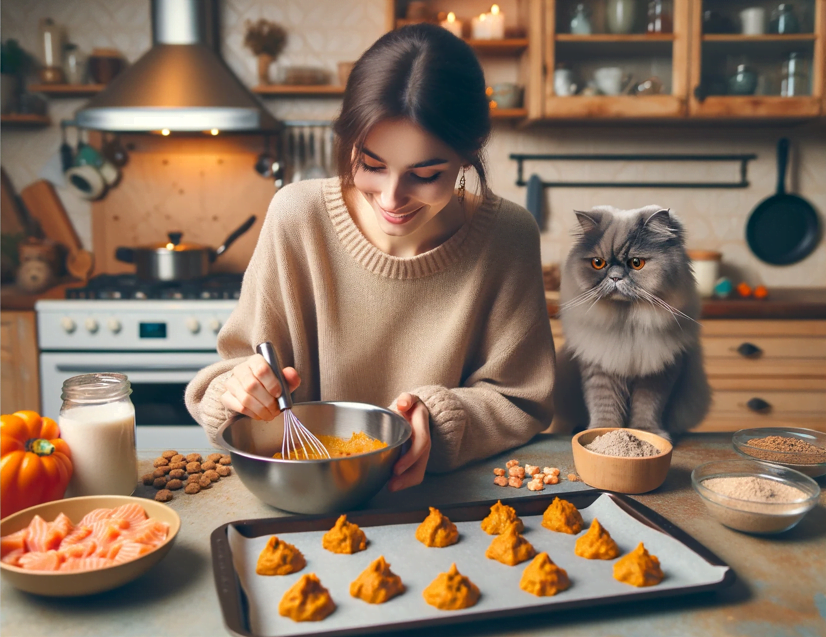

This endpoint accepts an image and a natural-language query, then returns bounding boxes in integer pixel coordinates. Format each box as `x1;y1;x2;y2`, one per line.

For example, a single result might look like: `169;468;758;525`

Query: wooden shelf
556;33;675;42
28;84;105;97
543;95;684;119
702;34;817;42
1;114;51;128
490;108;528;119
465;38;529;55
689;96;820;119
252;85;345;96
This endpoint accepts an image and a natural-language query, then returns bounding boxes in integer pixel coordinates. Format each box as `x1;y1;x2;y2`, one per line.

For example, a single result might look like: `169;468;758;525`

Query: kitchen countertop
1;434;824;637
546;288;826;320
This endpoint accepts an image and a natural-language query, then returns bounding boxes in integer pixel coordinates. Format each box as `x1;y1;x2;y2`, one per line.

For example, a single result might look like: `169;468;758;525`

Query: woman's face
352;118;464;237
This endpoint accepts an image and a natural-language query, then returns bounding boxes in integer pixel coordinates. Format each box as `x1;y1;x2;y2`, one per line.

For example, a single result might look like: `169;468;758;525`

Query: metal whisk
256;342;330;460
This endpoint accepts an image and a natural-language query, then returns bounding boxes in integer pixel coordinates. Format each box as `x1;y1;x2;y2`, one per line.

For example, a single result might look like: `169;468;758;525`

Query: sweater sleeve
184;192;294;445
411;316;555;473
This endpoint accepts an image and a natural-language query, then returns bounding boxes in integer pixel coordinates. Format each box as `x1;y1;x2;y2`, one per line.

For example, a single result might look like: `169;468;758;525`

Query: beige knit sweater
184;177;555;472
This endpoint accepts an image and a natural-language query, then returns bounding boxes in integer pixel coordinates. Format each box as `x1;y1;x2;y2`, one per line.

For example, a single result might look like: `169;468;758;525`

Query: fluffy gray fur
553;205;711;441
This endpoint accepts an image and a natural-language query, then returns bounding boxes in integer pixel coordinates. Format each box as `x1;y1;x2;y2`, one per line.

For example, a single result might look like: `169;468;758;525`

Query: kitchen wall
2;0;825;287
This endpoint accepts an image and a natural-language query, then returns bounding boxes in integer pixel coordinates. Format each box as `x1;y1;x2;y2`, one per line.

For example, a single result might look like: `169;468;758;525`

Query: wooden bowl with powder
571;428;673;494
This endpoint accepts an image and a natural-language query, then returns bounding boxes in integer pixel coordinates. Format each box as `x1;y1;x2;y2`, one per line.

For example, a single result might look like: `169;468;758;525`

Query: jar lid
62;373;131;403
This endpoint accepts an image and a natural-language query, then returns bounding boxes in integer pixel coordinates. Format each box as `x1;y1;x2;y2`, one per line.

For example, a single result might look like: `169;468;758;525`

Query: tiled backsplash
2;0;825;287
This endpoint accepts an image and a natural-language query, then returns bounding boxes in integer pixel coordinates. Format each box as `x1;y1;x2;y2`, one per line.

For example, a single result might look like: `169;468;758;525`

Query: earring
458;166;466;204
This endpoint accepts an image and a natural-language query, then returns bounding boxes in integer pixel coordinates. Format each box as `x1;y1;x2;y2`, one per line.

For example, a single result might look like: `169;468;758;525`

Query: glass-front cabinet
689;0;823;118
544;0;690;118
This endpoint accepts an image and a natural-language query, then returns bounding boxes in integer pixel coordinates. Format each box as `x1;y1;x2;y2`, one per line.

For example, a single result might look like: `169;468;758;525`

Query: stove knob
186;318;201;334
85;318;99;334
60;317;77;333
208;318;222;334
107;319;122;334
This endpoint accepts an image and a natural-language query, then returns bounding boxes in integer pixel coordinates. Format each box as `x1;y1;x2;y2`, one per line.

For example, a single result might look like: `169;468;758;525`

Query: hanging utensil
254;136;277;178
745;138;820;265
291;128;306;183
102;132;129;168
303;127;328;180
59;122;74;173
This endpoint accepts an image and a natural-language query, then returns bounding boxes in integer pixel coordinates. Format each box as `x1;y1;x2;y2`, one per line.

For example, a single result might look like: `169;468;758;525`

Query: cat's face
567;206;689;303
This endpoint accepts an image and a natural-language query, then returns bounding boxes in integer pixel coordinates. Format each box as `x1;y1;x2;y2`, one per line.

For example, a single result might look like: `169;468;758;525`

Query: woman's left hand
388;392;431;492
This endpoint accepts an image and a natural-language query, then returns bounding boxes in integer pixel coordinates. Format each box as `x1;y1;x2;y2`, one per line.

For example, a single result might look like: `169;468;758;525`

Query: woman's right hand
220;354;301;421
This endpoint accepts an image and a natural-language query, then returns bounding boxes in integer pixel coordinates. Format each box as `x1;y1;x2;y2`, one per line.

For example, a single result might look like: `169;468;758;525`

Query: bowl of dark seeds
571;428;673;494
733;427;826;478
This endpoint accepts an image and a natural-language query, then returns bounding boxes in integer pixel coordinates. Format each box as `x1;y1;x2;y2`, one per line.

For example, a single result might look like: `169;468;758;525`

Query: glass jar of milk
59;373;137;497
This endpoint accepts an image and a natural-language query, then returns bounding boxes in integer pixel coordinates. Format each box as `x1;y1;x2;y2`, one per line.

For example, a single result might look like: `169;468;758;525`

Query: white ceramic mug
554;69;577;96
688;250;722;297
594;67;624;95
740;7;766;35
65;164;107;200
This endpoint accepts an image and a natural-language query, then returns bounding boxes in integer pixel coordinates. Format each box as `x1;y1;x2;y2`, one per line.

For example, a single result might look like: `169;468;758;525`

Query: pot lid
144;231;209;252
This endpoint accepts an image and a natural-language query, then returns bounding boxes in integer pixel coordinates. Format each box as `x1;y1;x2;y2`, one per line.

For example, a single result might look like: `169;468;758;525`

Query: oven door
40;351;221;449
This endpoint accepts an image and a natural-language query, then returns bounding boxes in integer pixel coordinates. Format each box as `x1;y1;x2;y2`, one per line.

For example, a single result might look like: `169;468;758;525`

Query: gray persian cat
553;205;711;441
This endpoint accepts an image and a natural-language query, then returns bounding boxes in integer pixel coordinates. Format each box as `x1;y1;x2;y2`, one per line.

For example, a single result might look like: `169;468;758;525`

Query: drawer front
708;390;826;419
702;336;826;360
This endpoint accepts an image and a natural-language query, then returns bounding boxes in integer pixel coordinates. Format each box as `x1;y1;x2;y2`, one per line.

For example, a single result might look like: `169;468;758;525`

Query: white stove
36;297;238;449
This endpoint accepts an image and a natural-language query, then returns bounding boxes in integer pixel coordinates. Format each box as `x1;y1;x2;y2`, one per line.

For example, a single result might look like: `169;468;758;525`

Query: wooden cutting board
18;180;94;280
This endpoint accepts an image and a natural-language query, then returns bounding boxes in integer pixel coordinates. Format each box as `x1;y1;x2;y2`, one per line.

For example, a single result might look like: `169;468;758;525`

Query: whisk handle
255;342;294;412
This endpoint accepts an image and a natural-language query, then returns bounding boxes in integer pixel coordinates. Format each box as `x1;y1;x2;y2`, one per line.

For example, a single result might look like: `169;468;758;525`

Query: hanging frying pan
746;138;820;266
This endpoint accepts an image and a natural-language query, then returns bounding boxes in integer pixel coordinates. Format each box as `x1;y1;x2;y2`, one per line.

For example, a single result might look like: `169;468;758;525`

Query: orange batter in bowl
272;431;387;460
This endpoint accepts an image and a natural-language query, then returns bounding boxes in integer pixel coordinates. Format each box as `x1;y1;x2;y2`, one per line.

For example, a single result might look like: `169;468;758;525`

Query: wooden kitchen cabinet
688;0;824;119
550;318;826;433
0;311;41;415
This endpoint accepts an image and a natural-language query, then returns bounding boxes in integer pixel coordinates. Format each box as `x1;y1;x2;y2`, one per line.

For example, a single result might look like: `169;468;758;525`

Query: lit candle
471;12;491;39
440;12;463;38
488;4;505;39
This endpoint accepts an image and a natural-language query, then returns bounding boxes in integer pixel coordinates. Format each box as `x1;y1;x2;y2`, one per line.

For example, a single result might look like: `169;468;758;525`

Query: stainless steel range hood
75;0;278;132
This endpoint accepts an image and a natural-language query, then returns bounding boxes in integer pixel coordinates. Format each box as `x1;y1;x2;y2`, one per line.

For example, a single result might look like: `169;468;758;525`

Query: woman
185;24;555;491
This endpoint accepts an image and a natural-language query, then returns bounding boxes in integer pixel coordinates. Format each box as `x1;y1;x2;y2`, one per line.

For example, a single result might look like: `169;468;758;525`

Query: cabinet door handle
737;342;763;358
746;398;772;414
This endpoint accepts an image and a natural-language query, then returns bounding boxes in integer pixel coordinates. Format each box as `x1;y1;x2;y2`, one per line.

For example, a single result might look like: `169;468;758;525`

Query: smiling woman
184;24;556;491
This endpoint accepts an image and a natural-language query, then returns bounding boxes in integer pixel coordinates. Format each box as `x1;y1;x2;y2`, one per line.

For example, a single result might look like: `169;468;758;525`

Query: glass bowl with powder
692;459;820;534
732;427;826;478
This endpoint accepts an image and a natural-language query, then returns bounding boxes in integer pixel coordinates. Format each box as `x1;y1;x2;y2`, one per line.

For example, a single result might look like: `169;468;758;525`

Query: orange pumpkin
1;410;73;519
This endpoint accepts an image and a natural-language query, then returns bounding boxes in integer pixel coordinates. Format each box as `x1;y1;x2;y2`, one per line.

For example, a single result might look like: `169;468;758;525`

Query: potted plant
1;40;29;114
244;19;287;85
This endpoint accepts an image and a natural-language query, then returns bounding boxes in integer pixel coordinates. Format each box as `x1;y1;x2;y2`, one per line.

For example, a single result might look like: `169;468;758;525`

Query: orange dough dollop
485;521;536;566
278;573;336;622
574;518;620;560
322;514;367;554
415;507;459;548
255;536;305;576
613;542;664;587
541;497;584;534
519;552;571;596
481;500;523;535
349;555;405;604
422;563;480;610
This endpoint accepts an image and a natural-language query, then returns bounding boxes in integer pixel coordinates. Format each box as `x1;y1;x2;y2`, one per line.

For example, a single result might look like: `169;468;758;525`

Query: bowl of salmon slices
0;495;180;596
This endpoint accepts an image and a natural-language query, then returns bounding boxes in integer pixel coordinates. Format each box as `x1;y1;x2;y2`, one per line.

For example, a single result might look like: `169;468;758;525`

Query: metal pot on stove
115;215;256;281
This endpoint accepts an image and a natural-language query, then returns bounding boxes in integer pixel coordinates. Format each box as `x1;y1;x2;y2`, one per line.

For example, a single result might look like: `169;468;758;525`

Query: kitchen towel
526;173;544;229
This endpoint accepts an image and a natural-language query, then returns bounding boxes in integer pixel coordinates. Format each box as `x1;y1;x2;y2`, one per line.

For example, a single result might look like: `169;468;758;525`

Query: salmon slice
112;542;154;564
123;519;169;547
24;515;52;552
59;539;98;560
19;550;62;571
1;548;24;566
89;518;129;548
109;504;147;526
1;529;28;557
59;556;114;572
61;525;92;546
78;508;115;527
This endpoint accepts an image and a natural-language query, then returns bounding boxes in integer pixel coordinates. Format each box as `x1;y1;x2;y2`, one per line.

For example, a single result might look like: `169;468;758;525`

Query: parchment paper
226;495;730;636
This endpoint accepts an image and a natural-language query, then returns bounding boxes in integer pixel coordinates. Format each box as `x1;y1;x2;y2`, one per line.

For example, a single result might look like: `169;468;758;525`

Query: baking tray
211;492;735;637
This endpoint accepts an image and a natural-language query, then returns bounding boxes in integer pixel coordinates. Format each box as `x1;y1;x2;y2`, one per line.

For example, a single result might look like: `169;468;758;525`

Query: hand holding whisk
255;342;330;460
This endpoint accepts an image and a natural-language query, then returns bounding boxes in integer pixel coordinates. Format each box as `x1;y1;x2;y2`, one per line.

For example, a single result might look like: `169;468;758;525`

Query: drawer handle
746;398;772;414
737;342;763;358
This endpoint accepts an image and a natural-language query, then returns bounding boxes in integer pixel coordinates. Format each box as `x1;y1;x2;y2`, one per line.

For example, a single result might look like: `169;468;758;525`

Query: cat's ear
574;210;603;235
644;208;676;238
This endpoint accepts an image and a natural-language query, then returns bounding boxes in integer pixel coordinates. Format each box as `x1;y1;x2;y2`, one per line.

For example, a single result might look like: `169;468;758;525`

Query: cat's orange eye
628;257;646;270
591;258;606;270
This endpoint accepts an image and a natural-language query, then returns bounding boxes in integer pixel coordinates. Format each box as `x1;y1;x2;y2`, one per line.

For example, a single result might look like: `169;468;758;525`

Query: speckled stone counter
2;434;824;637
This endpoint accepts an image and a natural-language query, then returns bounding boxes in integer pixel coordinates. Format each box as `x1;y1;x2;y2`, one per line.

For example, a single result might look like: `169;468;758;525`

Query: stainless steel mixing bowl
216;401;412;514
